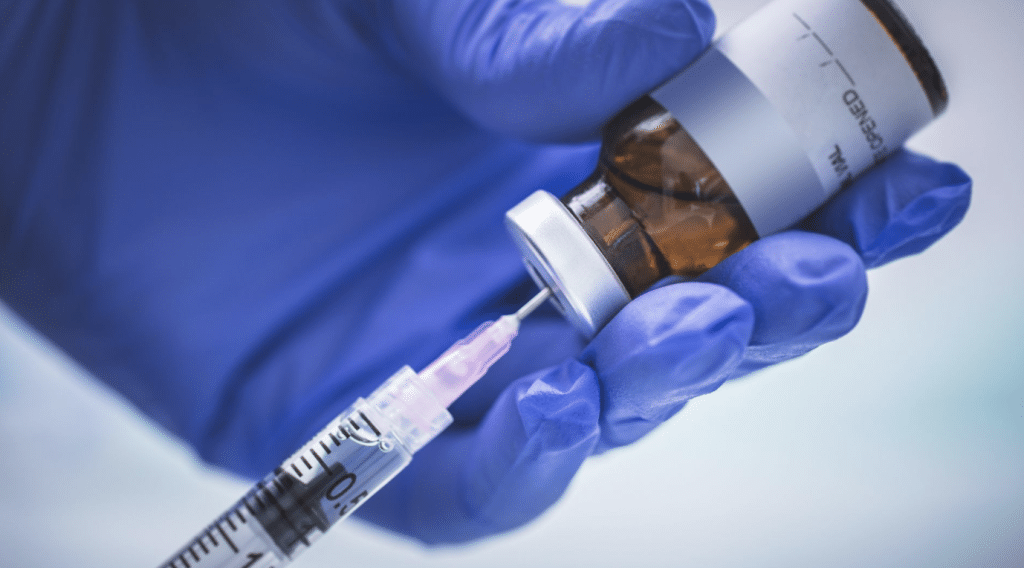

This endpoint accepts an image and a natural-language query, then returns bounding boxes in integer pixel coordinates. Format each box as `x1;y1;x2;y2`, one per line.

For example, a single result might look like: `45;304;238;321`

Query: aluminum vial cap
505;190;631;338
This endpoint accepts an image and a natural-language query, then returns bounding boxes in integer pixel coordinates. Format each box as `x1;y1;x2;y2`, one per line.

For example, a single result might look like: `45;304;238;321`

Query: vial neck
562;169;668;296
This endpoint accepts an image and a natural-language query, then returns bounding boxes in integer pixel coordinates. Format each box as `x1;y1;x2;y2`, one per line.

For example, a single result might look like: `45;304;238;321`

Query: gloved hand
0;0;970;547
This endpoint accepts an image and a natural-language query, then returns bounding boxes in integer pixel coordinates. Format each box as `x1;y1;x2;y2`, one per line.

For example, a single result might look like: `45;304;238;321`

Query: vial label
720;0;932;192
652;0;933;235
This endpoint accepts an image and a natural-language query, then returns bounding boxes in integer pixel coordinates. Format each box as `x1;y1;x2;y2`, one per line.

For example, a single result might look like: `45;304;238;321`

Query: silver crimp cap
505;190;631;337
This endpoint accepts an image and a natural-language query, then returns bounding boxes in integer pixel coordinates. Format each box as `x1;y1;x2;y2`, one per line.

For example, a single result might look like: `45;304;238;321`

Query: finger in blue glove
380;0;716;141
357;283;753;544
699;232;868;375
696;150;971;377
803;149;972;269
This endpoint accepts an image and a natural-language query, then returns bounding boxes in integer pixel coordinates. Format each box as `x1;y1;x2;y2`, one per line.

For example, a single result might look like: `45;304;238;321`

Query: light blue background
2;0;1022;566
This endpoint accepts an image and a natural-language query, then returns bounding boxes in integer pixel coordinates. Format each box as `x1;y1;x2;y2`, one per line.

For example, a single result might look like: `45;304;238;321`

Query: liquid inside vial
563;96;759;296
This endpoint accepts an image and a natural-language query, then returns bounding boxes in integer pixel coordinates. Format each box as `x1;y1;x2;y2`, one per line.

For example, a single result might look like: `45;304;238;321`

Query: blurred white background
2;0;1022;566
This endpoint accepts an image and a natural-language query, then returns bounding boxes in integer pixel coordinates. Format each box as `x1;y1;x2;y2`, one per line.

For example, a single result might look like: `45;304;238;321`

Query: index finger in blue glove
356;282;753;544
802;150;971;269
380;0;716;141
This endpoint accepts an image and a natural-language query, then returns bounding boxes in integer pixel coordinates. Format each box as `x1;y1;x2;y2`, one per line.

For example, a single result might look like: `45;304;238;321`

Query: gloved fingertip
546;0;718;141
462;360;601;531
588;283;753;368
859;161;971;268
587;0;716;52
364;360;601;545
513;361;603;451
701;232;868;348
805;150;972;268
397;0;718;142
586;283;754;448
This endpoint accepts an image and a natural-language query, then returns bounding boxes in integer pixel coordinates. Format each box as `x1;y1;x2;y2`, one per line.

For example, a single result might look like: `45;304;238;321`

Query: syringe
158;288;552;568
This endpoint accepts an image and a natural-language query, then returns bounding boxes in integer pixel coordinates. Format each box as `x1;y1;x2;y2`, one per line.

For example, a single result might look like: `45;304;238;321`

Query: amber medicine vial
506;0;947;336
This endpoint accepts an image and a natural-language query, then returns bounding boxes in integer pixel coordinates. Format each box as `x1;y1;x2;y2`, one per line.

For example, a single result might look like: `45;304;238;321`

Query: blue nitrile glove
0;0;970;547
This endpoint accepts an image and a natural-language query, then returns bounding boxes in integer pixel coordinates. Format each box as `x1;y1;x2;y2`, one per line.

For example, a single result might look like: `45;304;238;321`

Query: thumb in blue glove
377;0;716;141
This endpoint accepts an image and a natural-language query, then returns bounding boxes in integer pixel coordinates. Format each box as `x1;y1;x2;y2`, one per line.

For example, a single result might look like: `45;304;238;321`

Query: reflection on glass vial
564;96;759;296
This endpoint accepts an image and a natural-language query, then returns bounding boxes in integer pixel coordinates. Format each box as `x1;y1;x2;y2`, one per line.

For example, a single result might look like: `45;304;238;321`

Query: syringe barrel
158;306;535;567
157;367;451;568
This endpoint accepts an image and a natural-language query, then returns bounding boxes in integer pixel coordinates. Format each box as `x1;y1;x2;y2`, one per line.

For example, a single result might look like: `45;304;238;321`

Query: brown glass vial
507;0;947;336
562;96;760;297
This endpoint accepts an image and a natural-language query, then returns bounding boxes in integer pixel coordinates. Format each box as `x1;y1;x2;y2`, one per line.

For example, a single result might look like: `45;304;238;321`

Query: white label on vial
718;0;933;195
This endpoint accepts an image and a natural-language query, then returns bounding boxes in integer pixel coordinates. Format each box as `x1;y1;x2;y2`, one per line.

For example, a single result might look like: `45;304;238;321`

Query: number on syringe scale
162;407;410;568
